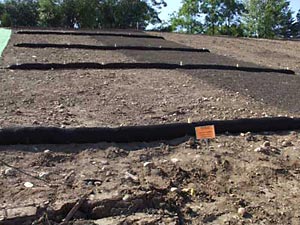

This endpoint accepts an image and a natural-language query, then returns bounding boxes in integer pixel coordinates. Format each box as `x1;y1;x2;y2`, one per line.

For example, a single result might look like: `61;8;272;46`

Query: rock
262;141;271;148
122;194;130;201
171;158;180;164
282;140;293;147
170;187;178;192
100;160;109;165
0;206;37;220
24;182;34;188
254;147;263;152
238;207;246;217
124;171;139;182
143;162;154;168
245;132;256;142
186;138;196;148
94;218;119;225
44;149;51;154
39;172;50;179
3;168;17;177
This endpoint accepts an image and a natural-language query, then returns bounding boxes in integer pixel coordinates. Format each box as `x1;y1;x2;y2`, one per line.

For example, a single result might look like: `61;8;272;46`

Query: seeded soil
0;30;300;225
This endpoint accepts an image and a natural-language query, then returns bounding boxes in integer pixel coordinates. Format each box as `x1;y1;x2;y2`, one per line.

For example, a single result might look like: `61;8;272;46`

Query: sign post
195;125;216;147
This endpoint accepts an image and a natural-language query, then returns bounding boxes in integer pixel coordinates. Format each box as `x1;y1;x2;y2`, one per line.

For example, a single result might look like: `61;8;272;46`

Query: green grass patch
0;28;12;57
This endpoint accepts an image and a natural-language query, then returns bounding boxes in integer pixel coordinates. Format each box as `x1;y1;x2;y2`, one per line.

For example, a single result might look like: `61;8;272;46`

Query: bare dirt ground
0;31;300;225
151;32;300;74
2;34;133;65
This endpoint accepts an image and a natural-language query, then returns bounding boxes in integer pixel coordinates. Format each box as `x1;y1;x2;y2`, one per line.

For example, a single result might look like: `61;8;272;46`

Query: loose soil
151;32;300;73
0;30;300;225
95;35;300;114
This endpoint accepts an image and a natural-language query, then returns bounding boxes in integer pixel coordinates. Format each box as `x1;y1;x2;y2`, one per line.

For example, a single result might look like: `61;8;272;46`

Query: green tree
242;0;262;37
61;0;78;27
220;0;244;35
38;0;62;27
1;12;12;26
15;0;39;26
293;9;300;37
170;0;202;34
0;0;166;29
0;3;4;16
201;0;223;35
0;3;8;26
243;0;294;38
98;0;164;29
98;0;118;28
76;0;99;28
0;0;38;27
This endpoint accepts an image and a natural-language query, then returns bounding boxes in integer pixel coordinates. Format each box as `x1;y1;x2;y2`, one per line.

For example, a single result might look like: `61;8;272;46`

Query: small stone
122;194;130;201
24;182;34;188
282;140;293;147
44;149;51;154
245;132;256;141
262;141;271;148
238;207;246;217
39;172;50;179
254;147;263;152
170;187;178;192
171;158;180;164
143;162;154;168
124;172;139;182
4;168;17;177
32;120;39;125
100;160;109;165
58;104;65;109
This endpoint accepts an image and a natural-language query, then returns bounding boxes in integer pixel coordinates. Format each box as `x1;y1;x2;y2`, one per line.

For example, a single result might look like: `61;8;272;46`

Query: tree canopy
170;0;298;38
0;0;299;39
170;0;202;33
0;0;166;29
243;0;294;38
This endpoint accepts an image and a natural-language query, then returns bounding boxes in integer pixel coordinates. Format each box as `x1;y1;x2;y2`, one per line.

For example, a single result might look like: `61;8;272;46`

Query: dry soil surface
151;32;300;74
0;30;300;225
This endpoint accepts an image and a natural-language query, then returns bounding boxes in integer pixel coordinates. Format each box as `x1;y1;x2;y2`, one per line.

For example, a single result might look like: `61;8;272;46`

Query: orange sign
195;125;216;140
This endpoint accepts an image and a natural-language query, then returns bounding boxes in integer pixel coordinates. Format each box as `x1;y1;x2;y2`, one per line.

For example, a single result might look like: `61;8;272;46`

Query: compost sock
0;117;299;145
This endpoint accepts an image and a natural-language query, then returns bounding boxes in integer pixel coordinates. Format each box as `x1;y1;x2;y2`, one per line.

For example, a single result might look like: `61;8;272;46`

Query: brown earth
150;32;300;73
0;30;300;225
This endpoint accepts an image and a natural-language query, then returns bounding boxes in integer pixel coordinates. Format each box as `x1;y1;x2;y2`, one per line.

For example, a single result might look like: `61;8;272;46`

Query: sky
158;0;300;23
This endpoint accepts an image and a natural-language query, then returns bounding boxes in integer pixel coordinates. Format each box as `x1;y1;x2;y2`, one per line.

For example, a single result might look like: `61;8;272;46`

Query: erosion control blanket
0;28;11;57
0;117;300;145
